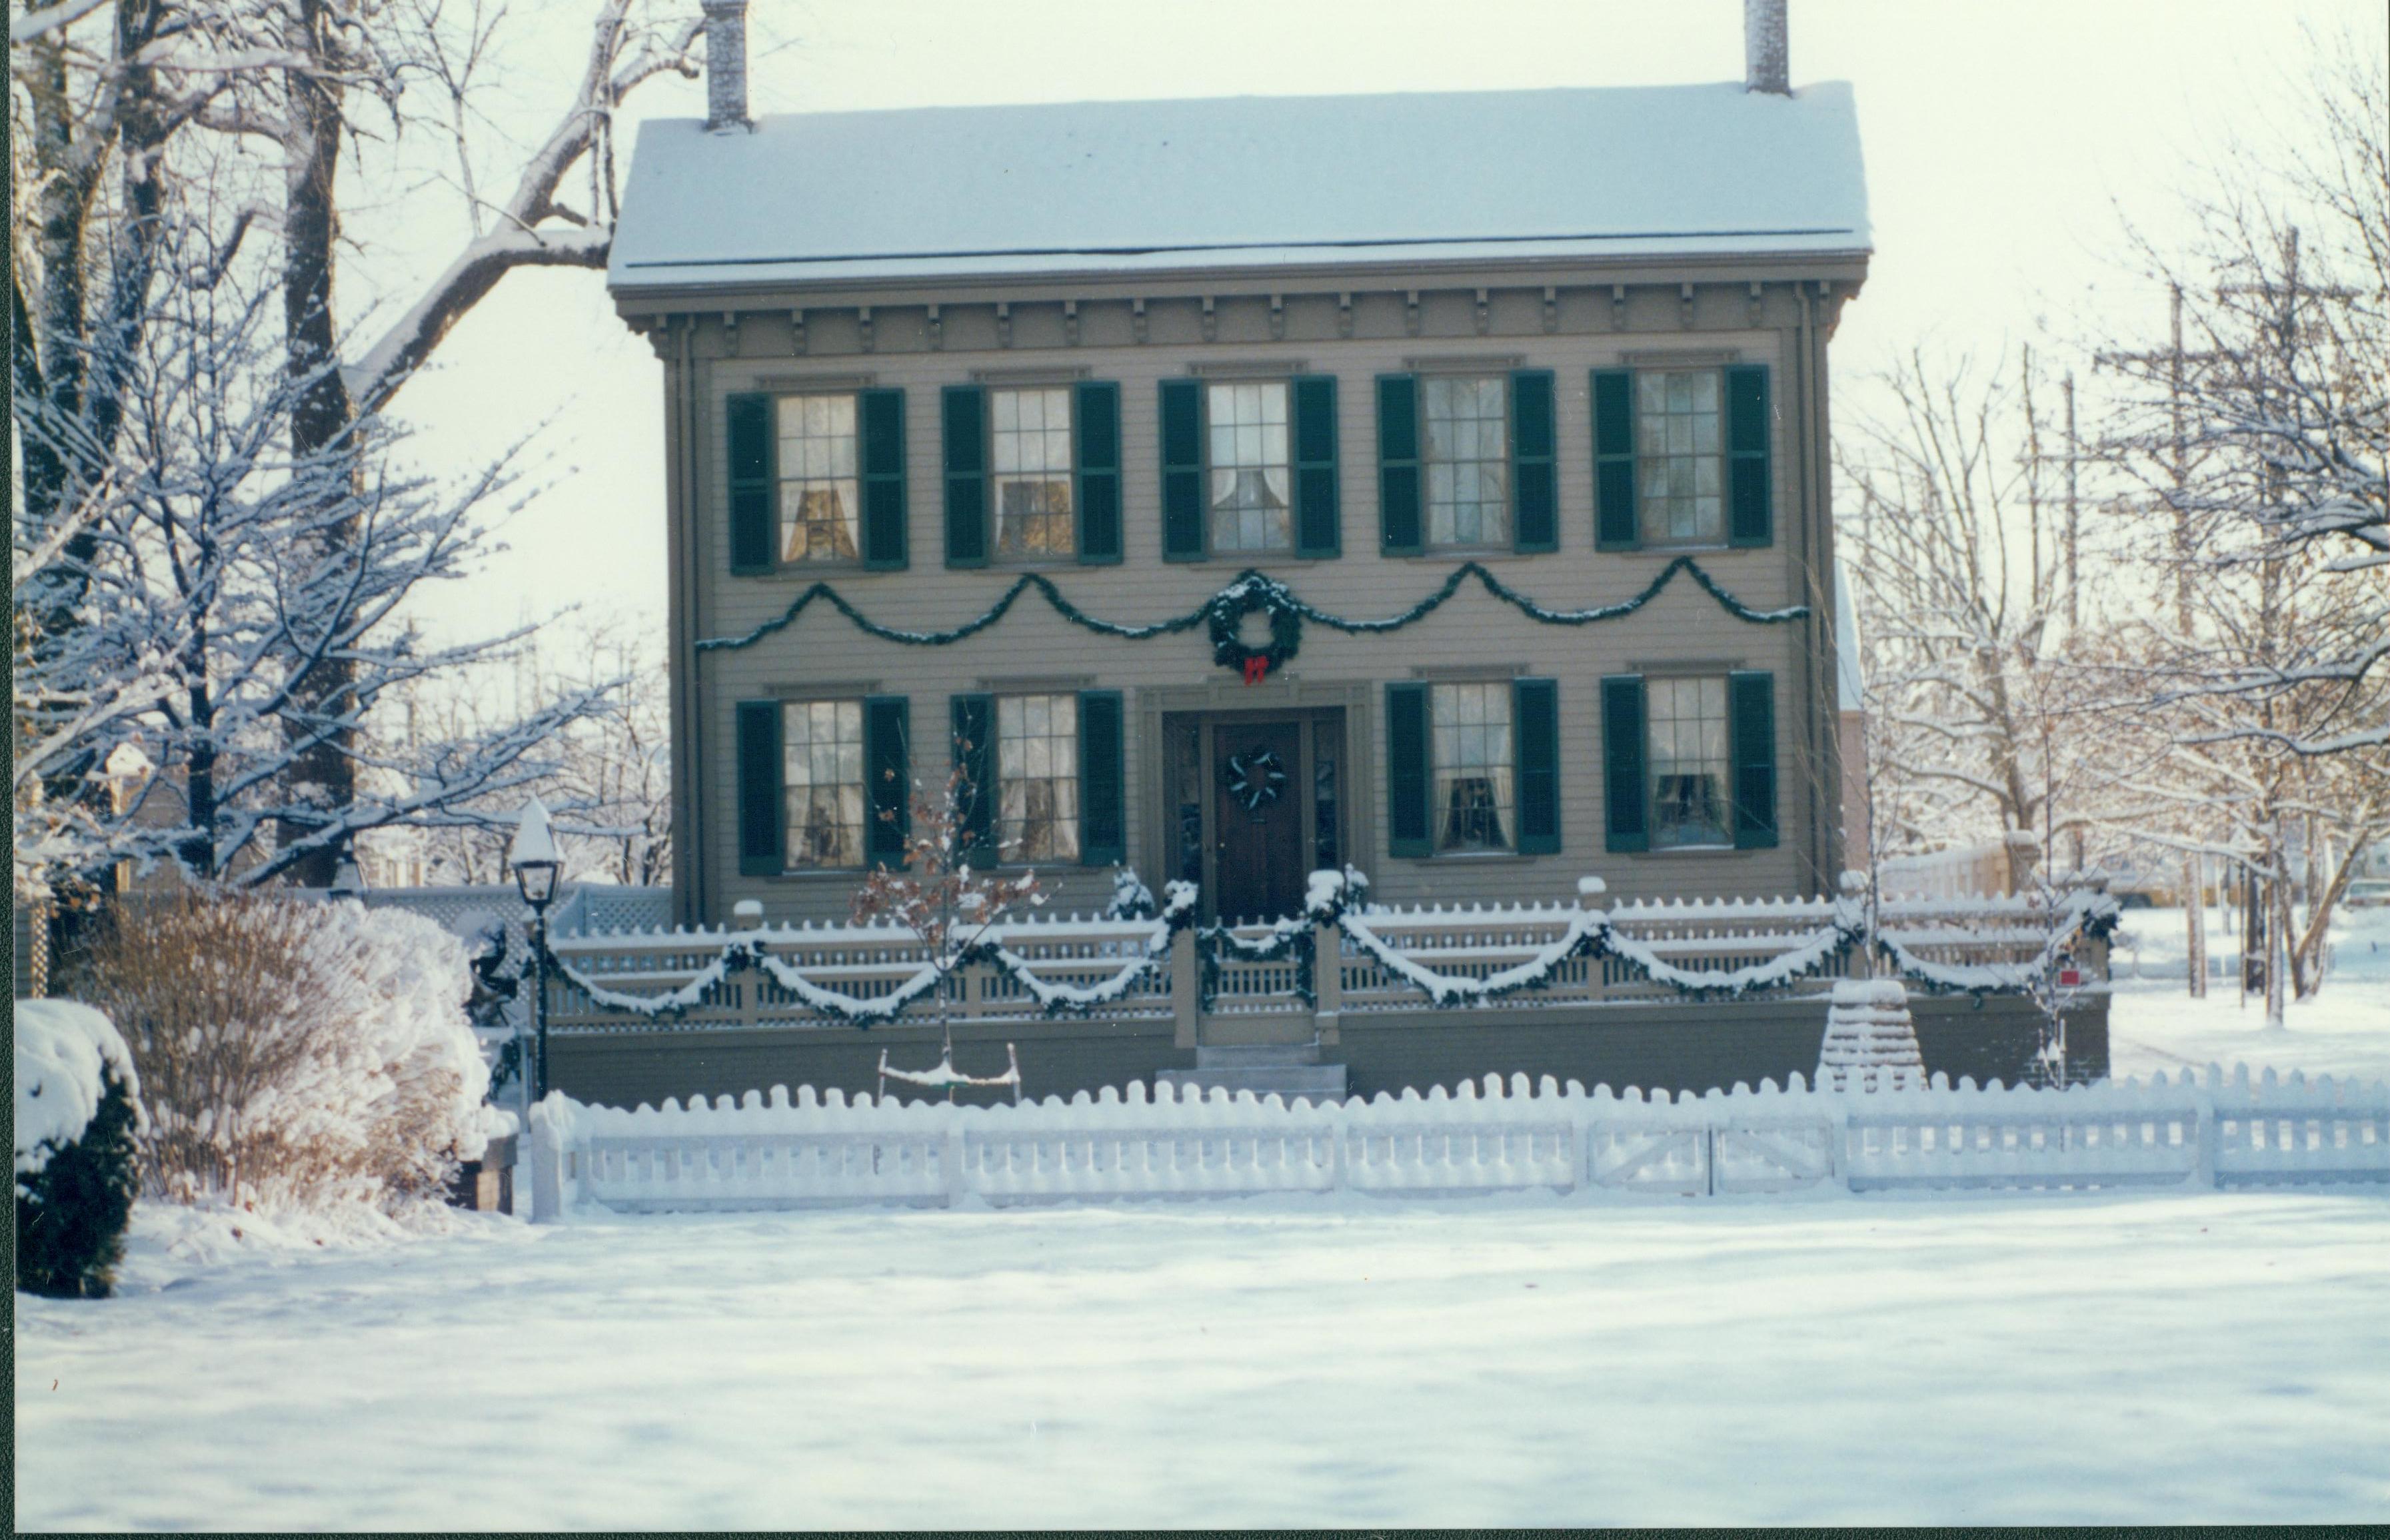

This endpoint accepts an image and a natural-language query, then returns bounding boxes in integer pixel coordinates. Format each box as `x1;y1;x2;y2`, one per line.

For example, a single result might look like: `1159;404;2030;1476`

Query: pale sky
371;0;2382;646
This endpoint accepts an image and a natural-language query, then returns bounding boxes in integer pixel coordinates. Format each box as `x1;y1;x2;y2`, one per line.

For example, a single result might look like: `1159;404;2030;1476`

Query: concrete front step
1194;1042;1326;1068
1156;1063;1348;1103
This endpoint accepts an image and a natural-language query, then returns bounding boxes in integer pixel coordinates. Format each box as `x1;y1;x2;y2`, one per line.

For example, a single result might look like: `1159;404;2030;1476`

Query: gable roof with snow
608;82;1869;293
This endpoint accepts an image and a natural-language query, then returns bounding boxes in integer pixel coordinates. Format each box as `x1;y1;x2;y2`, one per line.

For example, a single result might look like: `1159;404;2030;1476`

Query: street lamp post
509;798;563;1104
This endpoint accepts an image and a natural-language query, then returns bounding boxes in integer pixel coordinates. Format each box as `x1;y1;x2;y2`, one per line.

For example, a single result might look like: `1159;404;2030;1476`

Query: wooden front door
1212;720;1306;923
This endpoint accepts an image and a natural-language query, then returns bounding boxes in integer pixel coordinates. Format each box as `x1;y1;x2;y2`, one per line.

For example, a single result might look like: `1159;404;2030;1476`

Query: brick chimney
1745;0;1790;95
702;0;750;133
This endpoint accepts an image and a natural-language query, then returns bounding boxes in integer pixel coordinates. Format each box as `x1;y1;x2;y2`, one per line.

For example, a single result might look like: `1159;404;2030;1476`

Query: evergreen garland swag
697;556;1809;682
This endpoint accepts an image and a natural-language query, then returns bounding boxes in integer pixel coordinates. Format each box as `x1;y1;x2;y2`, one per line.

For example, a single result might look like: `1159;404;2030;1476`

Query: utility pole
2097;289;2227;998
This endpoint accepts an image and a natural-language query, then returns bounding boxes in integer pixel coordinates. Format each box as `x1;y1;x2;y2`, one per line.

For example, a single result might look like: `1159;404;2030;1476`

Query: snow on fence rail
524;1064;2385;1217
540;880;2114;1036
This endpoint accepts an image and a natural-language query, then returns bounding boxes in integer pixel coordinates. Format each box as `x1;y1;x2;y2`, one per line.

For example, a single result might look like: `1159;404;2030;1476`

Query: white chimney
702;0;750;133
1745;0;1790;95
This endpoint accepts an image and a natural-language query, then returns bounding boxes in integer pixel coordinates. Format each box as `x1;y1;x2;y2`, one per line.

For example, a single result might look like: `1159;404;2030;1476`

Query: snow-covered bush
69;891;495;1211
15;1001;145;1298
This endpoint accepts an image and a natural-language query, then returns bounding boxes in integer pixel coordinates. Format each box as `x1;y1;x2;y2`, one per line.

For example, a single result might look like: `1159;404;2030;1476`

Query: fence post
1170;930;1199;1049
2193;1069;2221;1189
1314;920;1342;1047
528;1096;569;1222
944;1114;967;1207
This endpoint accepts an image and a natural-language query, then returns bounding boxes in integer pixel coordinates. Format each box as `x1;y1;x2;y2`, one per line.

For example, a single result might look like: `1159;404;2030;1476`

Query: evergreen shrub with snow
69;891;495;1211
15;1001;145;1299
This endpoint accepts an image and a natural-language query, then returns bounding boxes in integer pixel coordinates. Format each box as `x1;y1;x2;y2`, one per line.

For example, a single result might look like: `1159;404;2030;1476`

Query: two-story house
608;3;1867;940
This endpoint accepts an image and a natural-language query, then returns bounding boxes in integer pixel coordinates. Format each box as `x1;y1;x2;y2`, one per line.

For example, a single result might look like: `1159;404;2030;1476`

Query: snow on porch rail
539;874;2117;1034
523;1064;2389;1217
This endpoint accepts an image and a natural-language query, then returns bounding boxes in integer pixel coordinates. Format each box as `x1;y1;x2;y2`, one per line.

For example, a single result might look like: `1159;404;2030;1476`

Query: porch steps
1156;1044;1349;1105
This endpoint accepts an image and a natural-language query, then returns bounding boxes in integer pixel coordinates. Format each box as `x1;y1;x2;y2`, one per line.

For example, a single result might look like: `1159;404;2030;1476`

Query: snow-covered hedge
15;1001;145;1297
73;892;498;1211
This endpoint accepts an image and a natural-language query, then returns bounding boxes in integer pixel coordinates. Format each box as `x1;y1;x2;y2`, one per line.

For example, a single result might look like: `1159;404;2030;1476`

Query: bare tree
850;761;1045;1071
1837;347;2115;874
2087;34;2390;1022
12;213;609;890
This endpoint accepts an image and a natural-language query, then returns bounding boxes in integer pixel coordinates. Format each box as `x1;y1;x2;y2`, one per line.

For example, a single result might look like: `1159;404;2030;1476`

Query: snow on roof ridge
610;79;1869;290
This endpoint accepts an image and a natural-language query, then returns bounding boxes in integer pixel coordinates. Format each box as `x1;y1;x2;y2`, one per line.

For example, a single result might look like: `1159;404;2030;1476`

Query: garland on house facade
696;556;1807;681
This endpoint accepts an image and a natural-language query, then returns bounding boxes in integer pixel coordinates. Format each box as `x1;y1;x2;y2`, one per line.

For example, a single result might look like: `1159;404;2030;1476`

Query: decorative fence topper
523;1063;2390;1219
549;881;1200;1028
544;869;2121;1032
693;557;1805;682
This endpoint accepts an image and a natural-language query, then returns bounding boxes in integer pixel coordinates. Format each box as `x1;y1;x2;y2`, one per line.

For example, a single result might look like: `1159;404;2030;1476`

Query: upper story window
996;693;1081;863
1636;370;1724;546
776;394;862;564
784;698;866;868
1422;376;1510;547
1431;682;1514;854
1207;381;1292;554
1648;676;1730;850
992;387;1074;559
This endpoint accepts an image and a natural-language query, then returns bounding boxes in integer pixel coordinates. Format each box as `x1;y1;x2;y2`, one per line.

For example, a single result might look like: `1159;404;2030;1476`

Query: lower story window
997;693;1080;862
1431;682;1513;852
1650;676;1730;849
784;699;865;868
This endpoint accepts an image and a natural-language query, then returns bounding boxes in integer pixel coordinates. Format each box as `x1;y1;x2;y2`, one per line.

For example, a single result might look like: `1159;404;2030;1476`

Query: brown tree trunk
278;0;361;886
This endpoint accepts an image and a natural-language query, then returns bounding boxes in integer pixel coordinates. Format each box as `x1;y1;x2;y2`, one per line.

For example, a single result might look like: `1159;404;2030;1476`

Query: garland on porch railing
1873;890;2121;996
548;882;1199;1028
695;557;1807;681
1304;871;1869;1008
547;876;2117;1029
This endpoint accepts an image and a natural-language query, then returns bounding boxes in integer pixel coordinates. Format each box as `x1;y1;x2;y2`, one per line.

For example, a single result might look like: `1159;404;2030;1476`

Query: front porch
537;878;2117;1107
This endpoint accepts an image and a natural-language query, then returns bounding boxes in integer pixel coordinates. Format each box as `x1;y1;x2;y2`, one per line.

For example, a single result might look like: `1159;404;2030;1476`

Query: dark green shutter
726;393;776;574
1077;690;1125;866
1377;374;1421;556
1074;381;1122;564
1386;682;1431;858
1726;365;1772;547
859;388;908;570
1514;677;1560;855
1510;371;1557;554
864;695;910;868
1601;674;1648;853
1159;378;1205;561
1730;670;1779;848
942;385;988;567
950;694;996;866
1293;375;1341;558
736;699;784;875
1593;370;1638;550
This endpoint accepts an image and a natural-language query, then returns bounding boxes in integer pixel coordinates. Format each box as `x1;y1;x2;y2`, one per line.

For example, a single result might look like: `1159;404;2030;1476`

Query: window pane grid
997;693;1080;863
1424;376;1510;546
992;387;1075;558
1206;382;1292;553
1636;370;1724;544
784;699;866;869
776;394;860;563
1430;682;1514;852
1649;676;1731;848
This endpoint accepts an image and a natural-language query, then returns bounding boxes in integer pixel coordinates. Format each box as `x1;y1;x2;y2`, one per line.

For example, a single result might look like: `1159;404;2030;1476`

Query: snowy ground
2107;903;2390;1083
15;1183;2390;1529
17;905;2387;1530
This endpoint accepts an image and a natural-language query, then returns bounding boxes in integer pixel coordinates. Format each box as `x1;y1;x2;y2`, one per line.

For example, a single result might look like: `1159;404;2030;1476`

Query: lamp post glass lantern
509;798;563;1102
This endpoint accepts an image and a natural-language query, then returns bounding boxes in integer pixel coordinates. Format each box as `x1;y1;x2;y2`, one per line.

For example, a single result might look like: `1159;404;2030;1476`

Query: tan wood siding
668;289;1843;923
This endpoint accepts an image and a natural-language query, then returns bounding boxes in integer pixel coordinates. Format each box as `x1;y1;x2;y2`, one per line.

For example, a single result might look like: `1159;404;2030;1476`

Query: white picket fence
524;1065;2389;1217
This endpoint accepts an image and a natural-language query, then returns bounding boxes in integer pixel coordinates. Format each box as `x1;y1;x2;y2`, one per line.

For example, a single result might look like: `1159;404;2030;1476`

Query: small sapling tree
850;758;1042;1100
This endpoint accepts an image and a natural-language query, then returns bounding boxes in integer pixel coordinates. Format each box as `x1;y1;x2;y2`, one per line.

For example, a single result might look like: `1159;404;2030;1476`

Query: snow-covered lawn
16;1185;2390;1529
2109;903;2390;1083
